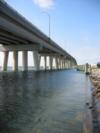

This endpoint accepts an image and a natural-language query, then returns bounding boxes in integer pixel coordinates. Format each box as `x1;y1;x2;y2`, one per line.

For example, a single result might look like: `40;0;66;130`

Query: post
13;51;18;71
3;51;9;71
22;51;28;71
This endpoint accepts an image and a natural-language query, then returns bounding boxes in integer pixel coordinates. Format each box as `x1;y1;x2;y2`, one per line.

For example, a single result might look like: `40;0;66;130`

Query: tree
97;62;100;68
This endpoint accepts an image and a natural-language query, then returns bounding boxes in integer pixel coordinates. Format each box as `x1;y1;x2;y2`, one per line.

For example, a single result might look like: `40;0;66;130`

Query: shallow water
0;69;91;133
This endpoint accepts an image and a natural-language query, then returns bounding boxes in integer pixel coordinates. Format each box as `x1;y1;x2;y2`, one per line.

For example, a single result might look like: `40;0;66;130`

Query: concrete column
33;50;40;71
65;60;68;69
70;61;72;68
62;59;64;69
65;61;66;69
58;57;60;69
59;58;62;69
13;51;18;71
58;57;61;69
66;60;69;68
22;51;28;71
3;51;9;71
61;58;63;69
64;59;66;69
71;62;73;68
59;58;61;69
49;55;53;70
58;58;60;69
44;55;47;70
55;57;59;70
66;60;68;68
67;61;69;68
39;55;41;68
68;60;70;68
61;59;63;69
72;62;74;68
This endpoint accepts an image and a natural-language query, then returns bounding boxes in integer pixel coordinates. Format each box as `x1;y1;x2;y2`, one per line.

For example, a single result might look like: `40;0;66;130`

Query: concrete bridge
0;0;77;71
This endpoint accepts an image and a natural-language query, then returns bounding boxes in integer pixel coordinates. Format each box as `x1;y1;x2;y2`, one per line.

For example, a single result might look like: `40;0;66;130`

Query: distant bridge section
0;0;77;71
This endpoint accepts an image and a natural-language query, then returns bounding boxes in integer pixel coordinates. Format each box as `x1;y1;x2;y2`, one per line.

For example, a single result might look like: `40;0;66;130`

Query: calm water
0;69;91;133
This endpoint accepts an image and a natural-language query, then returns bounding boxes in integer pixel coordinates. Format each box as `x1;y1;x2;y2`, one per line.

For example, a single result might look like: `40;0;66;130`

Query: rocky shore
90;69;100;133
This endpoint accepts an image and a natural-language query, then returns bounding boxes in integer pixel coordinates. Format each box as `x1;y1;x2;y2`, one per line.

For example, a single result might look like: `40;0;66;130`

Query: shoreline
90;69;100;133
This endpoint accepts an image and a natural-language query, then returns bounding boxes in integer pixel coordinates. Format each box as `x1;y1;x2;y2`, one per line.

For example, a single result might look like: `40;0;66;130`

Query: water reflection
0;70;90;133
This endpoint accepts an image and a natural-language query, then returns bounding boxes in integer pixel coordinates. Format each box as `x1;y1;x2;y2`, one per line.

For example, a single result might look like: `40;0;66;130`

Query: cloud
33;0;54;9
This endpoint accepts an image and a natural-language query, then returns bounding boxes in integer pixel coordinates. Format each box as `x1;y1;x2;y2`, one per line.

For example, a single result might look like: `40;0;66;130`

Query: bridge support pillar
69;61;71;68
3;51;9;71
59;57;62;69
33;50;40;71
59;58;62;69
60;58;62;69
65;60;68;69
44;55;47;70
62;59;64;69
22;51;28;71
64;59;66;69
61;58;63;69
39;55;41;69
49;55;53;70
70;61;73;68
57;58;60;69
65;60;67;69
55;57;59;70
58;58;60;69
13;51;18;71
67;60;70;68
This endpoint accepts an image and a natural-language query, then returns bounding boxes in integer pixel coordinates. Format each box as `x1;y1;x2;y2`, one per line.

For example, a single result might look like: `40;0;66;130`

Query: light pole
41;12;51;70
42;12;51;39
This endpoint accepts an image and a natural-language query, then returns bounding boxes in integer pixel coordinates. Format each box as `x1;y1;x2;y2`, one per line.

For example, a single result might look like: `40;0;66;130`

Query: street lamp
42;12;51;39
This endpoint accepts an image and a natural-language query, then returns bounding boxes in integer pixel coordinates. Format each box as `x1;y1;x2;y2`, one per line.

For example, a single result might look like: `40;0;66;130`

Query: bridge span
0;1;77;71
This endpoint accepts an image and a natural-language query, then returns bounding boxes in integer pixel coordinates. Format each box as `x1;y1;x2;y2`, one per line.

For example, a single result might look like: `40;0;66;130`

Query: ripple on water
0;70;91;133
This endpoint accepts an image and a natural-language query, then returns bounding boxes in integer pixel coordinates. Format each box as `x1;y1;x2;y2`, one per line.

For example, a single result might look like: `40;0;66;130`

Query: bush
97;62;100;68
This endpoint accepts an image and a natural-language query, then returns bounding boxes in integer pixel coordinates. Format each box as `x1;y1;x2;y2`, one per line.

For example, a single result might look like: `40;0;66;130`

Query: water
0;70;91;133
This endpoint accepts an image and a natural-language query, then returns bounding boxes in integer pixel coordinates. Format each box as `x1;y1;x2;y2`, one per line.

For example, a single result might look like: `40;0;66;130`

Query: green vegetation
97;62;100;68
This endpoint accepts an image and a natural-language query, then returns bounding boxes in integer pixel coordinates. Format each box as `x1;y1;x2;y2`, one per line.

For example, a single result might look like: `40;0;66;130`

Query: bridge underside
0;44;75;71
0;29;58;54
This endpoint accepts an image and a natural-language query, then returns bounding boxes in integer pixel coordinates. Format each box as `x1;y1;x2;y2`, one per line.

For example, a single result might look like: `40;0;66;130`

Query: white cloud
33;0;54;9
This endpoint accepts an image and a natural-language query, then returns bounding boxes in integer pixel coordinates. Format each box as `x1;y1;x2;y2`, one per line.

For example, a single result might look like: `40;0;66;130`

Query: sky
1;0;100;65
